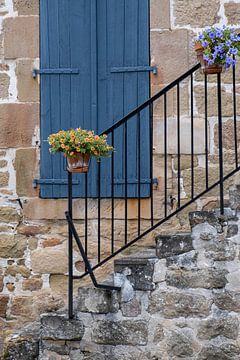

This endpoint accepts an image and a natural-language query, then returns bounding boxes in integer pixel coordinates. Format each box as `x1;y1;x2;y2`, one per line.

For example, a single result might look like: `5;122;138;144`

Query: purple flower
229;47;238;55
209;32;215;39
208;59;214;65
203;54;209;61
226;40;232;47
202;40;209;47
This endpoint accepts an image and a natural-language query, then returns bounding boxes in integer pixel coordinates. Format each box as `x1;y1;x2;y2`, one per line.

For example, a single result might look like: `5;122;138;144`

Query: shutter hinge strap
110;66;157;74
32;68;80;78
33;178;80;188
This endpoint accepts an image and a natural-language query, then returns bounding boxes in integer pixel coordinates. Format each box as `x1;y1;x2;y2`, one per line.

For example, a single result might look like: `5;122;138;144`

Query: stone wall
0;0;240;357
4;206;240;359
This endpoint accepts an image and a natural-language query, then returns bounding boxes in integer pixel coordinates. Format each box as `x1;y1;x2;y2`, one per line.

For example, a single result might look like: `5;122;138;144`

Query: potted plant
48;128;114;173
194;25;240;74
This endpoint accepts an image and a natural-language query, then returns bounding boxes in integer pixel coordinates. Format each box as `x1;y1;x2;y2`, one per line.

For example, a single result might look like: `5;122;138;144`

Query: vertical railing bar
84;172;88;272
137;112;141;236
111;131;115;254
164;93;168;218
217;72;224;215
233;62;238;168
97;160;101;263
124;121;128;245
204;73;209;190
190;73;194;199
177;83;181;208
150;102;154;227
68;171;73;319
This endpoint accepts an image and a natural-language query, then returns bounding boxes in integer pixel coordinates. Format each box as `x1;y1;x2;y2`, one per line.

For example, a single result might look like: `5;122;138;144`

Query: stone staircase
4;186;240;360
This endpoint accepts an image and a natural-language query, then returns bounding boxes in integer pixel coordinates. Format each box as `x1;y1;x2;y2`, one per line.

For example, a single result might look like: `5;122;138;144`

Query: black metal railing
66;62;240;318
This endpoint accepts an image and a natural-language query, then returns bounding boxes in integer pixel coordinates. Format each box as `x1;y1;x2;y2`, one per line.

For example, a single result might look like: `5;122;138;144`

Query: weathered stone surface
42;238;62;248
227;224;238;238
153;324;164;343
5;264;31;278
205;238;236;262
49;275;68;294
28;238;38;250
225;2;240;25
4;340;39;360
0;275;3;292
166;268;228;289
17;224;48;237
149;289;212;317
197;342;240;360
115;257;156;291
153;116;206;154
166;250;198;270
151;0;170;29
156;233;193;259
189;211;227;230
174;0;220;27
229;186;240;210
76;288;114;314
3;17;39;58
0;73;9;98
0;295;9;317
151;30;190;85
10;296;34;317
31;246;68;274
167;328;200;357
198;314;239;340
0;172;9;187
214;290;240;312
13;0;39;15
0;159;7;168
92;320;148;345
15;148;38;197
16;59;39;102
120;297;141;317
22;277;43;291
214;119;240;151
41;339;68;356
0;234;27;258
0;103;39;147
41;315;84;341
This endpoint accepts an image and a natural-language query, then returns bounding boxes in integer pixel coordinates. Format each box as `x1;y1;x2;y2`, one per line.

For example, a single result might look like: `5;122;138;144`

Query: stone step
75;287;118;314
155;233;193;259
114;247;157;291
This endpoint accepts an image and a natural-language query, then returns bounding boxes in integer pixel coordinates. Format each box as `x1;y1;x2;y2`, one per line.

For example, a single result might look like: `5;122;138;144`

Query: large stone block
13;0;39;15
174;0;220;27
0;295;9;317
3;17;39;58
153;116;207;154
167;328;200;357
166;268;228;289
3;340;39;360
41;314;84;341
151;30;190;85
0;103;39;148
76;287;116;314
31;246;68;274
148;289;212;317
92;320;148;345
197;342;240;360
214;290;240;312
225;2;240;25
0;234;27;258
0;73;9;98
0;206;21;223
0;172;9;187
150;0;170;29
214;119;240;151
16;59;39;102
156;233;193;258
14;148;38;197
198;314;239;340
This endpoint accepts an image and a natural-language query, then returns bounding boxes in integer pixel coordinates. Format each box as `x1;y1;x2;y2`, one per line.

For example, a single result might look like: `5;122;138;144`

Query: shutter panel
39;0;151;198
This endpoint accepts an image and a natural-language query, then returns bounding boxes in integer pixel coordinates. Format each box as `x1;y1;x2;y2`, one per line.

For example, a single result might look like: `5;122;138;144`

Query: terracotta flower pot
67;153;91;173
194;43;223;75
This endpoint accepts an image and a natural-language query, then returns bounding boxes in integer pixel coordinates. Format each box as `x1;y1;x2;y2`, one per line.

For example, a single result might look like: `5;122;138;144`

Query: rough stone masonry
4;204;240;359
0;0;240;357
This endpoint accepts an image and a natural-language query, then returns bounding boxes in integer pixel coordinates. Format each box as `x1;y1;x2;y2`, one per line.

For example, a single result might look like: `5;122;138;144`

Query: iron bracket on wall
110;66;157;75
32;68;80;78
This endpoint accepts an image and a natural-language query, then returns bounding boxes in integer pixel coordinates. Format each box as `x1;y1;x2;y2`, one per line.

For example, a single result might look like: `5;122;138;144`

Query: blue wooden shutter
39;0;150;198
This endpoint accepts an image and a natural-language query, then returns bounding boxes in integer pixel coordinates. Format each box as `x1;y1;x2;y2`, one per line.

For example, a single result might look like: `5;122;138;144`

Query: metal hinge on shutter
33;179;80;188
113;178;158;185
32;68;80;78
110;66;157;74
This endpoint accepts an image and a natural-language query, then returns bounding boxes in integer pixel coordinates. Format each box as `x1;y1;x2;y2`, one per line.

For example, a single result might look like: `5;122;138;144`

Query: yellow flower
61;144;65;149
70;151;74;156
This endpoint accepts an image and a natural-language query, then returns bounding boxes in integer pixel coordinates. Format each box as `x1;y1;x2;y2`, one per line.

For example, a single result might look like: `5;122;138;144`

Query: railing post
217;73;224;215
68;171;73;319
